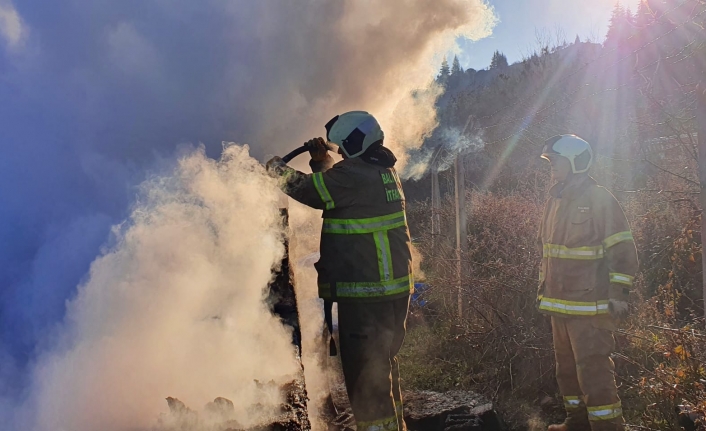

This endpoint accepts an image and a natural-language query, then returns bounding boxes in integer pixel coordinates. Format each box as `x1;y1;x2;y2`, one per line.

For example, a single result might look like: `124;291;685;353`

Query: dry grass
401;182;705;431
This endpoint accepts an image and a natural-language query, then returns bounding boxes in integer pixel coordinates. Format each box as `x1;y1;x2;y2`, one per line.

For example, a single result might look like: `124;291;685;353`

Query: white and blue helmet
325;111;385;158
541;134;593;174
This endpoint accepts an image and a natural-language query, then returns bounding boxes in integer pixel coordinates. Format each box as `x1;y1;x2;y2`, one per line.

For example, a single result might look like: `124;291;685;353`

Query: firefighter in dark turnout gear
266;111;412;431
537;135;638;431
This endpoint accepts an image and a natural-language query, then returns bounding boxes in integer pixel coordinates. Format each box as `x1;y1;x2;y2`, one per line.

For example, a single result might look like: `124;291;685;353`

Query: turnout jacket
537;175;638;317
277;155;413;303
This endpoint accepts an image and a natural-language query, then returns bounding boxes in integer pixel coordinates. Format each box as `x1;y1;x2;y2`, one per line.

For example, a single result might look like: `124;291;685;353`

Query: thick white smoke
19;145;299;431
0;0;497;429
288;202;330;429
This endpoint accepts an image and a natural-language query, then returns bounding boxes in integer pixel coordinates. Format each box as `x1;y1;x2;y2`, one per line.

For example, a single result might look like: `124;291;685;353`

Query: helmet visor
324;115;340;143
541;136;562;160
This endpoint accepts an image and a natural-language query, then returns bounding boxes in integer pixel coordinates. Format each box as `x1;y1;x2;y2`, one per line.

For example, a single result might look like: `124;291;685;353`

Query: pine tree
605;2;628;47
575;34;581;44
489;51;508;69
439;57;450;79
451;55;463;75
635;0;652;27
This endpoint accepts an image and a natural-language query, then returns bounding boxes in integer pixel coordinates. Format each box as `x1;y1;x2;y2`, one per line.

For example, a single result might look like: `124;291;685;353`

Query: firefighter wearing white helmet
541;134;594;173
537;135;638;431
266;111;412;431
325;110;386;158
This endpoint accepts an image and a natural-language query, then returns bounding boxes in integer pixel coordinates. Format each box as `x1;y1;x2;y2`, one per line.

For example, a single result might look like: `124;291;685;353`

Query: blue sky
456;0;640;70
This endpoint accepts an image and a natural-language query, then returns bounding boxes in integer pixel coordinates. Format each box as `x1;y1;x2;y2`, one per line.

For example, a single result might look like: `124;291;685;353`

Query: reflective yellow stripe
322;211;406;234
588;402;622;421
374;231;392;281
603;231;633;249
609;272;634;286
358;415;399;431
383;232;393;280
318;275;412;299
312;172;335;210
374;231;385;281
538;296;610;316
543;243;604;260
564;396;582;410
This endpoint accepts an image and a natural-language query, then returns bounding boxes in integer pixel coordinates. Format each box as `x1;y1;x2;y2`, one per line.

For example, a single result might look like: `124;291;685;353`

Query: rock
205;397;237;424
161;378;309;431
445;413;483;431
207;397;235;413
166;397;189;414
403;391;502;431
470;403;494;417
162;397;199;429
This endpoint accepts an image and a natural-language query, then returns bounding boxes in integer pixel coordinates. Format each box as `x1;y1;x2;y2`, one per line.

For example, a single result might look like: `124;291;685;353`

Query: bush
403;189;558;428
401;186;706;431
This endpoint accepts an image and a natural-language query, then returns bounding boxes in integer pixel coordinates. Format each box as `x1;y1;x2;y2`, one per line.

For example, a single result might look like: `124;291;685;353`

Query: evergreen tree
451;55;463;75
575;34;581;44
635;0;652;27
489;51;508;69
438;57;450;80
605;2;629;47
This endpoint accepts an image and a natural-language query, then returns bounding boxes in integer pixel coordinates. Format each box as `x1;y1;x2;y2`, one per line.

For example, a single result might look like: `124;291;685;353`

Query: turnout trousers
338;295;410;431
551;316;624;431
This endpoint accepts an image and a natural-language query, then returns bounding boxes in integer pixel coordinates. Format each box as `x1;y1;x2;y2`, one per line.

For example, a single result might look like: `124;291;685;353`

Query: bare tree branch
643;158;700;186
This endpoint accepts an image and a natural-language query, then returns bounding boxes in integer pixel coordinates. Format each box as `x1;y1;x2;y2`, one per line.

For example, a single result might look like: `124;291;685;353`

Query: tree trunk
698;85;706;323
454;154;467;318
431;151;441;256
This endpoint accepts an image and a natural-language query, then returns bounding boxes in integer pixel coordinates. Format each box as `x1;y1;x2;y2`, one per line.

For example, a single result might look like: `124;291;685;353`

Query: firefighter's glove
265;156;287;177
609;299;628;319
609;283;630;320
305;137;330;162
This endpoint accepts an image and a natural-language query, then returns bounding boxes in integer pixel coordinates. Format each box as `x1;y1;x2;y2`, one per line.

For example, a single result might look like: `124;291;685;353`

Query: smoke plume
435;127;487;172
402;126;487;180
18;145;299;431
0;0;496;429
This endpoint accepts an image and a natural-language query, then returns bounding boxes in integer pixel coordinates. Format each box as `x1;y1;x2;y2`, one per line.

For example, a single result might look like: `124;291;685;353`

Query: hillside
400;1;706;430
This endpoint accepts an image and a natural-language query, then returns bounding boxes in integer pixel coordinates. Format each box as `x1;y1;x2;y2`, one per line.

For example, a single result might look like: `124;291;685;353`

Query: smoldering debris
22;146;301;431
159;379;309;431
157;195;311;431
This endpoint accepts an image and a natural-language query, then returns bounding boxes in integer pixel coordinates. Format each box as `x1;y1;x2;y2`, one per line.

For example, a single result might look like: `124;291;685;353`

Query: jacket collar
549;174;595;200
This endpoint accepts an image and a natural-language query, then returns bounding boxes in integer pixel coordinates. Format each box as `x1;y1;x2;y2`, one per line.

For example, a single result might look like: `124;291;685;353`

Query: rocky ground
322;381;502;431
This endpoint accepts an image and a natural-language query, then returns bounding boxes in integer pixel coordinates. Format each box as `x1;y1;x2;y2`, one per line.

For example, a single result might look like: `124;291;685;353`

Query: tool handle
281;145;309;163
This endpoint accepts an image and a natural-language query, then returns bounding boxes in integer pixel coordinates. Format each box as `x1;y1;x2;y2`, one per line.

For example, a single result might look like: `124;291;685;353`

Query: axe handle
281;145;309;163
281;141;336;163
